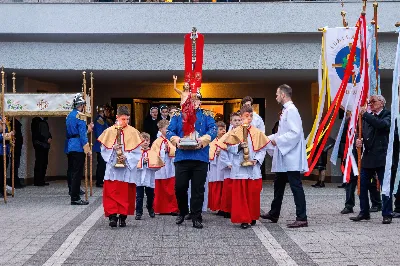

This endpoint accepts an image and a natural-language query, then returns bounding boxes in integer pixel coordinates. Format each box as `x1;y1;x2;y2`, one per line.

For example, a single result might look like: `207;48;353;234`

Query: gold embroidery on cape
219;126;269;151
98;125;143;151
151;137;176;157
137;149;164;169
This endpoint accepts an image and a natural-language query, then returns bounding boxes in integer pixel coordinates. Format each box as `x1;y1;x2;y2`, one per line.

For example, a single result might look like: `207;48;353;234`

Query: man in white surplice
261;84;309;228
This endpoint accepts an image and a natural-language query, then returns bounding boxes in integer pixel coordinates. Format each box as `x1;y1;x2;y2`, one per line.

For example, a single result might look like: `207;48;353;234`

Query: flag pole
357;9;367;195
82;71;88;202
373;1;379;94
1;68;6;203
11;73;16;197
89;72;94;197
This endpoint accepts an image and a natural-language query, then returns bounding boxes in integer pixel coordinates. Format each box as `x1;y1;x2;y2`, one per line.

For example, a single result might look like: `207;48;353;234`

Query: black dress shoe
192;220;203;229
338;183;346;188
176;215;185;225
79;189;85;196
340;208;354;214
216;211;225;216
184;213;192;220
350;214;370;222
287;220;308;228
240;223;250;229
135;214;142;220
148;209;155;218
14;184;25;189
250;220;256;226
170;212;179;216
260;213;278;223
109;214;118;228
370;206;381;212
119;215;127;227
71;199;89;205
382;216;392;224
34;183;47;187
224;212;231;219
311;181;321;188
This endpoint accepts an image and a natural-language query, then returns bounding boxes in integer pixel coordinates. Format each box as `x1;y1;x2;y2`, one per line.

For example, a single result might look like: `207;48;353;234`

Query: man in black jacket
31;117;52;186
350;95;393;224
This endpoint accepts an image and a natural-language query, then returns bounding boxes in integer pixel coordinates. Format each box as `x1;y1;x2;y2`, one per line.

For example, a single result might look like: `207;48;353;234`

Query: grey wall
0;2;399;34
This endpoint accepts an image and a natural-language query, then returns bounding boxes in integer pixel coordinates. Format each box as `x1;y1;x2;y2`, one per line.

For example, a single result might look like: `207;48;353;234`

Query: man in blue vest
167;93;217;229
93;105;110;188
66;93;93;205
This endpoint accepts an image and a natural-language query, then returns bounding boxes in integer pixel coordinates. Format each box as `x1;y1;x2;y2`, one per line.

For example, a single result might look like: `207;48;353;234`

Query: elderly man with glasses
350;95;394;224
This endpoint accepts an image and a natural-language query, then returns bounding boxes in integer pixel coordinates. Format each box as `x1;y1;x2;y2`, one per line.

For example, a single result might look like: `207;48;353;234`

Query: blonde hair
157;119;170;129
140;132;150;140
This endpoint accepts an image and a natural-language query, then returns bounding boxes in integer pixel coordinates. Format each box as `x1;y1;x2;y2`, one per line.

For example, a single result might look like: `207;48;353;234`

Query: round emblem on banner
195;72;202;81
334;46;361;84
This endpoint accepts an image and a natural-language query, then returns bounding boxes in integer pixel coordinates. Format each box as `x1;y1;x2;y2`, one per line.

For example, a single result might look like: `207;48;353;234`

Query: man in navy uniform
66;94;93;205
93;105;110;188
167;93;217;229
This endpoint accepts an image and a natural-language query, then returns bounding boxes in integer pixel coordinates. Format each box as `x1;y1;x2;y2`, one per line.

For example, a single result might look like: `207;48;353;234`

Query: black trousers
345;171;381;209
67;154;72;191
0;156;9;193
175;160;208;221
33;146;49;185
7;153;22;187
96;152;106;186
269;171;307;221
136;186;155;215
69;152;85;201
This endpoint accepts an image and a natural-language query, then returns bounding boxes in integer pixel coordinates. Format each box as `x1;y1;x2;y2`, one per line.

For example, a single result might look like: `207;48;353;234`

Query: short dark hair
160;105;168;111
216;121;226;129
117;105;130;116
278;84;292;98
168;105;178;111
241;96;253;106
240;105;253;115
230;112;240;119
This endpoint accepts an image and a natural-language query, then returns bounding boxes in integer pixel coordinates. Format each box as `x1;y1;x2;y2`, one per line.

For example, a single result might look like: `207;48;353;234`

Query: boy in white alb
208;121;227;214
152;120;179;215
135;132;164;220
219;112;242;218
98;106;143;228
218;105;269;229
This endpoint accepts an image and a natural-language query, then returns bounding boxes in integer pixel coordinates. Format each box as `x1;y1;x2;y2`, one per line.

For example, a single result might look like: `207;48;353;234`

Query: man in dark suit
31;117;52;186
350;95;393;224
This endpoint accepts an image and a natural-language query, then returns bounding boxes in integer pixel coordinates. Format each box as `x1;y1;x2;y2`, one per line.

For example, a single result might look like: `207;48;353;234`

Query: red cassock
220;178;233;214
230;179;263;224
208;181;223;211
153;177;179;214
103;180;136;217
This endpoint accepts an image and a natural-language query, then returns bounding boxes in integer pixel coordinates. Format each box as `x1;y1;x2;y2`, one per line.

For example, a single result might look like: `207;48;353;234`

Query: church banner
3;93;91;117
325;27;363;109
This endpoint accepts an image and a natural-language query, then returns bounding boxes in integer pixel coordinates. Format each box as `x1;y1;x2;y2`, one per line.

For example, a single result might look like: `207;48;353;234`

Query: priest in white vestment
261;84;309;228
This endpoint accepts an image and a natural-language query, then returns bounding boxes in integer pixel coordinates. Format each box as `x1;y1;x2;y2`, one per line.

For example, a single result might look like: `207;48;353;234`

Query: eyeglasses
367;99;380;105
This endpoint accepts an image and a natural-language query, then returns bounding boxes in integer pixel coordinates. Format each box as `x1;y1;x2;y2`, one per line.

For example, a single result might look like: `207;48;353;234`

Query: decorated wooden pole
1;68;6;203
373;1;379;94
82;71;88;202
89;72;94;197
11;73;16;197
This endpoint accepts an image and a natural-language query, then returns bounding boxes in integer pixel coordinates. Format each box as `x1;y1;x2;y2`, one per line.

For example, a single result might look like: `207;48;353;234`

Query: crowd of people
3;83;400;229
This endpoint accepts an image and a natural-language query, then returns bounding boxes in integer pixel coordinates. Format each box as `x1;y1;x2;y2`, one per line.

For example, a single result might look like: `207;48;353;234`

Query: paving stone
1;181;399;266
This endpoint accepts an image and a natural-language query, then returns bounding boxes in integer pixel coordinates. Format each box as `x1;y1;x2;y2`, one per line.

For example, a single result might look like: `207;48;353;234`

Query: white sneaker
6;185;12;194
